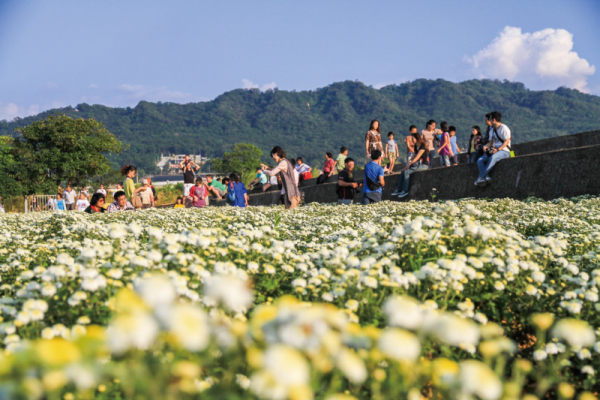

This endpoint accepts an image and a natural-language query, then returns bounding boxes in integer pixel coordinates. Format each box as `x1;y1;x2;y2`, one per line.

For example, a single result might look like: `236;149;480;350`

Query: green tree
211;143;263;175
0;136;23;199
14;115;124;193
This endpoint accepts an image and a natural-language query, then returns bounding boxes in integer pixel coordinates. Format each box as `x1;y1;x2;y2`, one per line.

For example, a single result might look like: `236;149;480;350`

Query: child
174;196;185;209
449;126;461;165
335;147;348;173
386;132;399;173
249;167;267;191
437;121;452;167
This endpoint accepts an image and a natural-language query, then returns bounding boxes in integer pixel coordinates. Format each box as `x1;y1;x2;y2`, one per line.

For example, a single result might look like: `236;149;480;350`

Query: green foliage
1;79;599;173
211;143;262;175
13;114;124;193
0;136;23;199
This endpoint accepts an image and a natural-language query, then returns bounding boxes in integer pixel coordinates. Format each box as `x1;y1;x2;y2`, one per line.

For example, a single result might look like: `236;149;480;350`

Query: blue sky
1;0;599;120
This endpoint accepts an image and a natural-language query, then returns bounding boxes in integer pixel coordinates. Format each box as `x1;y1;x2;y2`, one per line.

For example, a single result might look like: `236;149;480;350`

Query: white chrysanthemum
161;304;210;351
203;275;253;313
551;319;596;347
432;314;480;347
383;296;423;330
378;328;420;362
336;348;367;383
459;360;502;400
533;349;547;361
263;344;309;387
106;312;159;354
134;275;176;309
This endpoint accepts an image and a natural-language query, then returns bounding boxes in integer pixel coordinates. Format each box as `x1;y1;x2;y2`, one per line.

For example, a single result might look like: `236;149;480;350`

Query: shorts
338;199;353;205
210;187;225;197
183;183;194;196
388;152;396;161
66;203;75;211
361;192;382;205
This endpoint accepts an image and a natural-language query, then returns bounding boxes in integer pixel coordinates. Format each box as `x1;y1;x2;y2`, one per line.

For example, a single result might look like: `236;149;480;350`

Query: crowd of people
10;111;510;213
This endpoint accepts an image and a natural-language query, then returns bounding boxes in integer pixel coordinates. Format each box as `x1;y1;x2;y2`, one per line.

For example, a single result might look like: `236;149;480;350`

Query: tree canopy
0;115;124;196
211;143;263;175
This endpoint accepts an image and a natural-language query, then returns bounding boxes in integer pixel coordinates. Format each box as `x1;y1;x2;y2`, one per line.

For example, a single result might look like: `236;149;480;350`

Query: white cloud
242;79;277;92
467;26;595;92
0;102;40;121
116;84;200;103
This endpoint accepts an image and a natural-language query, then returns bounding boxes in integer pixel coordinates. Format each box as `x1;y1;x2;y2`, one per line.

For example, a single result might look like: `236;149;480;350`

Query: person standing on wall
448;126;461;166
421;120;442;169
404;125;418;163
475;111;511;186
362;150;387;205
477;114;493;161
261;146;301;210
181;157;200;197
365;120;384;162
63;185;77;211
467;126;483;164
121;165;137;201
386;132;399;173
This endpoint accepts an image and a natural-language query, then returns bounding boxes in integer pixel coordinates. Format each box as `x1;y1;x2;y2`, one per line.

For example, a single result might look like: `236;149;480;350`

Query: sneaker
391;190;402;196
398;192;409;198
474;178;486;187
485;177;492;184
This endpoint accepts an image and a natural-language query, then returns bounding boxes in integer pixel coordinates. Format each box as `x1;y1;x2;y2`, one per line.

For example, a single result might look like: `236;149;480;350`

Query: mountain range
2;79;599;173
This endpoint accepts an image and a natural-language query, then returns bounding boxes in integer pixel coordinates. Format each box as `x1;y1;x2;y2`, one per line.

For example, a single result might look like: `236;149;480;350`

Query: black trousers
316;174;330;185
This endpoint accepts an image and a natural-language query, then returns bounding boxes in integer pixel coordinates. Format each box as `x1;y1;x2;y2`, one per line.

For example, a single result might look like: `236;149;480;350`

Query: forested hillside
2;79;599;172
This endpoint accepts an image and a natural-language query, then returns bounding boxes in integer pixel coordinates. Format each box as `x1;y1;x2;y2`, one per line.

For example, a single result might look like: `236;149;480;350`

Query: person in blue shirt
249;168;268;191
54;193;66;211
449;126;461;165
362;149;387;205
227;172;249;208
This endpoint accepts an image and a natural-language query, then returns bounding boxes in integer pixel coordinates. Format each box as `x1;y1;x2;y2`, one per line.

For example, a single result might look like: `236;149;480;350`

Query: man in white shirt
475;111;511;186
63;185;77;211
96;184;107;196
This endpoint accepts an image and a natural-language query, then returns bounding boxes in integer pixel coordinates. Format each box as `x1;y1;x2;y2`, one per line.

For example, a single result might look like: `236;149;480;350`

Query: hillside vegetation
2;79;599;172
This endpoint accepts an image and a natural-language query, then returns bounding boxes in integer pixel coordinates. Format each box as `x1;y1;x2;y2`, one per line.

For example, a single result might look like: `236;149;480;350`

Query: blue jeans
361;192;382;205
440;155;450;166
406;152;414;163
467;152;480;164
477;151;510;179
395;164;428;193
428;150;436;169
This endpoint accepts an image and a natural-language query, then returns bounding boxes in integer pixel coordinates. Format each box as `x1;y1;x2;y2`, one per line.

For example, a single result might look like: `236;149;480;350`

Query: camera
486;147;498;156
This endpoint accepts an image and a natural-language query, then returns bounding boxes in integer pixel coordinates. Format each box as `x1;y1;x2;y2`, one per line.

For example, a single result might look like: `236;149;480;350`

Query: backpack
226;183;236;203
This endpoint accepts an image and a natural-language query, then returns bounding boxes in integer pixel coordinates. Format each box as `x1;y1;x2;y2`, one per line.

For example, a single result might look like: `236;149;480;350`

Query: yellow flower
172;361;201;379
36;338;81;367
42;371;67;391
432;358;459;385
531;313;554;331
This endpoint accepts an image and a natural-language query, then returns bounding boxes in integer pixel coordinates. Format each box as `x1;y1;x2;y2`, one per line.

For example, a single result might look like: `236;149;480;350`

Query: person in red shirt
317;152;335;185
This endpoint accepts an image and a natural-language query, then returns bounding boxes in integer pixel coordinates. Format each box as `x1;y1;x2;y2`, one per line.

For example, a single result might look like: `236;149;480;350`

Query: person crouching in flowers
261;146;301;210
107;190;135;212
84;193;106;213
174;196;185;209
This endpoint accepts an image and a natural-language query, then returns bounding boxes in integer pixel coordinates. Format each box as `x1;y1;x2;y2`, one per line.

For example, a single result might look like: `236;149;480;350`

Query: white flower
494;281;505;291
106;312;159;354
336;348;367;383
581;365;595;375
263;344;309;387
203;275;253;313
459;360;502;400
551;319;596;347
160;304;210;352
134;275;176;309
533;349;547;361
378;328;421;362
292;278;307;288
431;314;480;348
383;296;423;330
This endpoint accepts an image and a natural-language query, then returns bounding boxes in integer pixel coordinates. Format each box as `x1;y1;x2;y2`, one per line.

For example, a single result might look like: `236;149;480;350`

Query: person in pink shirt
316;152;335;184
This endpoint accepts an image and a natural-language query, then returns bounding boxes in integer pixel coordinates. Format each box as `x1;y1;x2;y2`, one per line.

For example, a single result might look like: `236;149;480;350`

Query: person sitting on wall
337;157;362;205
206;175;226;199
249;167;268;191
295;157;312;182
392;131;429;198
475;111;512;187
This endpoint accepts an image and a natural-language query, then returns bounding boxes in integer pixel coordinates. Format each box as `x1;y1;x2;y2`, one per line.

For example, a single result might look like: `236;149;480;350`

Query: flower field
0;196;599;400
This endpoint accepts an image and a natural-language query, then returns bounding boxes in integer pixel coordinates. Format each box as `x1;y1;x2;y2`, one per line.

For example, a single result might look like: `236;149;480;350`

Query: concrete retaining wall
213;143;600;206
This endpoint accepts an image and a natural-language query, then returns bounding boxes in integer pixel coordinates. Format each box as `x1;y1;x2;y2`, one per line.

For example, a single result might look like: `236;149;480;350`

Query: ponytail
121;165;136;176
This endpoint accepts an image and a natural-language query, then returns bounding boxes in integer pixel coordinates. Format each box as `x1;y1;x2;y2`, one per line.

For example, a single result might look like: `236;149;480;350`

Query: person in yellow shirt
174;196;185;209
